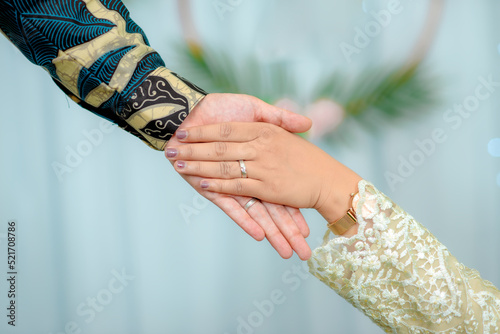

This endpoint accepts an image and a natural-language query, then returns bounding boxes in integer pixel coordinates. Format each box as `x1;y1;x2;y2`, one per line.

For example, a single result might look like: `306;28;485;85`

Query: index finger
176;122;264;143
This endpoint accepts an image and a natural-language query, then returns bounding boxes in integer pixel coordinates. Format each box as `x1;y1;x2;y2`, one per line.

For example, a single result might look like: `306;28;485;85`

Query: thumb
257;102;312;133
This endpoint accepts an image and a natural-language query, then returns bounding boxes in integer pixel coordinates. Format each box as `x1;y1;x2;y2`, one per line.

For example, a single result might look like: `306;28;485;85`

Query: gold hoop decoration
177;0;202;56
177;0;445;66
407;0;445;67
175;1;445;140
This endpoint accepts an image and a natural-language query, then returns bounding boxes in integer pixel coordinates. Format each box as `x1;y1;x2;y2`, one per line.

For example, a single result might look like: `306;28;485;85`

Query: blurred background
0;0;499;333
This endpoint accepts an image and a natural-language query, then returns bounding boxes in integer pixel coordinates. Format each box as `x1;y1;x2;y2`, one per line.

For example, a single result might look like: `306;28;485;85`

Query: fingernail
166;148;177;158
176;130;187;140
176;161;186;169
201;181;209;189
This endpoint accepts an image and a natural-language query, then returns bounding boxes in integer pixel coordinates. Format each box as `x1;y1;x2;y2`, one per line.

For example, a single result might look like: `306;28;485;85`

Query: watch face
352;192;361;209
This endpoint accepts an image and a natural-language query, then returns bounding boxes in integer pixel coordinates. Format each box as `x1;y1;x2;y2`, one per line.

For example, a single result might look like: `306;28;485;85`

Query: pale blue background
0;1;499;333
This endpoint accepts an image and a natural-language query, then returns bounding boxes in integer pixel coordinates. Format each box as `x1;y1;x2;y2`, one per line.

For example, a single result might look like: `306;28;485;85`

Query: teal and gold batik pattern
0;0;206;150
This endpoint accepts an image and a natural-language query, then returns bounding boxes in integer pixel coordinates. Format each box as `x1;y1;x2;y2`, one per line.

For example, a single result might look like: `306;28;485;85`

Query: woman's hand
166;122;362;235
167;95;313;261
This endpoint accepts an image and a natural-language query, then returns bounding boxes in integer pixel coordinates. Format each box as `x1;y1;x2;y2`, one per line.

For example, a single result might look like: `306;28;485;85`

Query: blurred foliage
175;43;439;140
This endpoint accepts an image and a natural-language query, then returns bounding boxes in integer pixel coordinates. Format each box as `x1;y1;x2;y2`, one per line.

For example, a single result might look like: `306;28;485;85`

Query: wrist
316;161;362;227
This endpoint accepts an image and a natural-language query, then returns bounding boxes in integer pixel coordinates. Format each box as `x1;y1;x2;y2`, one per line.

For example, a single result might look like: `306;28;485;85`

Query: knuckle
244;145;258;160
214;142;227;157
266;229;281;240
194;162;202;173
193;127;204;140
184;145;194;158
236;143;251;158
289;230;302;242
234;180;244;195
214;181;222;192
219;162;232;178
219;123;232;139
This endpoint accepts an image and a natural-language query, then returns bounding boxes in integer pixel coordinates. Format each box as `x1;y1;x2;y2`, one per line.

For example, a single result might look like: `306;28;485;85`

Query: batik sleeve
0;0;206;150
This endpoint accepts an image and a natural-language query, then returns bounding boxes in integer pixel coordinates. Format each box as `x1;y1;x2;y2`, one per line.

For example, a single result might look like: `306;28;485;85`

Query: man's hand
166;93;313;260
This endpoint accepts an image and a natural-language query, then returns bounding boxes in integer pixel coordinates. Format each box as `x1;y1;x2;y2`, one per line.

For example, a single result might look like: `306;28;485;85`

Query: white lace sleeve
308;180;500;333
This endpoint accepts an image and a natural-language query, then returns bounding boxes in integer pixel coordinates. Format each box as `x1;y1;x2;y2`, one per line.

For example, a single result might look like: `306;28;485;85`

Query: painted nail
201;181;209;189
166;148;177;158
176;161;186;169
176;130;187;140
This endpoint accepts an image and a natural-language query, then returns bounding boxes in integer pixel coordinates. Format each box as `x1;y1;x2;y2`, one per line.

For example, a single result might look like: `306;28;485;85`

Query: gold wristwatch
327;192;359;235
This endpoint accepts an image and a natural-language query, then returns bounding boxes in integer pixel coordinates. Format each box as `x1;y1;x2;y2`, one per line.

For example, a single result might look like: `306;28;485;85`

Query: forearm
0;0;206;150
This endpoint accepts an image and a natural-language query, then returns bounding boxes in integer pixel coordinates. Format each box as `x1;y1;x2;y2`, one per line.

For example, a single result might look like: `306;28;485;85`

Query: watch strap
327;192;359;235
327;208;357;235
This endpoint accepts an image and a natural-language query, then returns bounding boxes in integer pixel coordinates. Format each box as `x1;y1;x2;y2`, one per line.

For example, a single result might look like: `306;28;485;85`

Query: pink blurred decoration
306;99;345;140
274;98;345;139
273;98;301;114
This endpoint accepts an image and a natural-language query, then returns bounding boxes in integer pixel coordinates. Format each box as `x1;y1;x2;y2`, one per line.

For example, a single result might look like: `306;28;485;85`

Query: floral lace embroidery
308;180;500;333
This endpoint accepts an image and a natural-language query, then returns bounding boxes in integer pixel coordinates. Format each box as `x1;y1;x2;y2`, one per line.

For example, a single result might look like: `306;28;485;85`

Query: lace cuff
308;180;500;333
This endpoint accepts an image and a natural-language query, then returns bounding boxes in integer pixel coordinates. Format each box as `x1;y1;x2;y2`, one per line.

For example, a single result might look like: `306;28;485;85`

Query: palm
167;93;313;260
